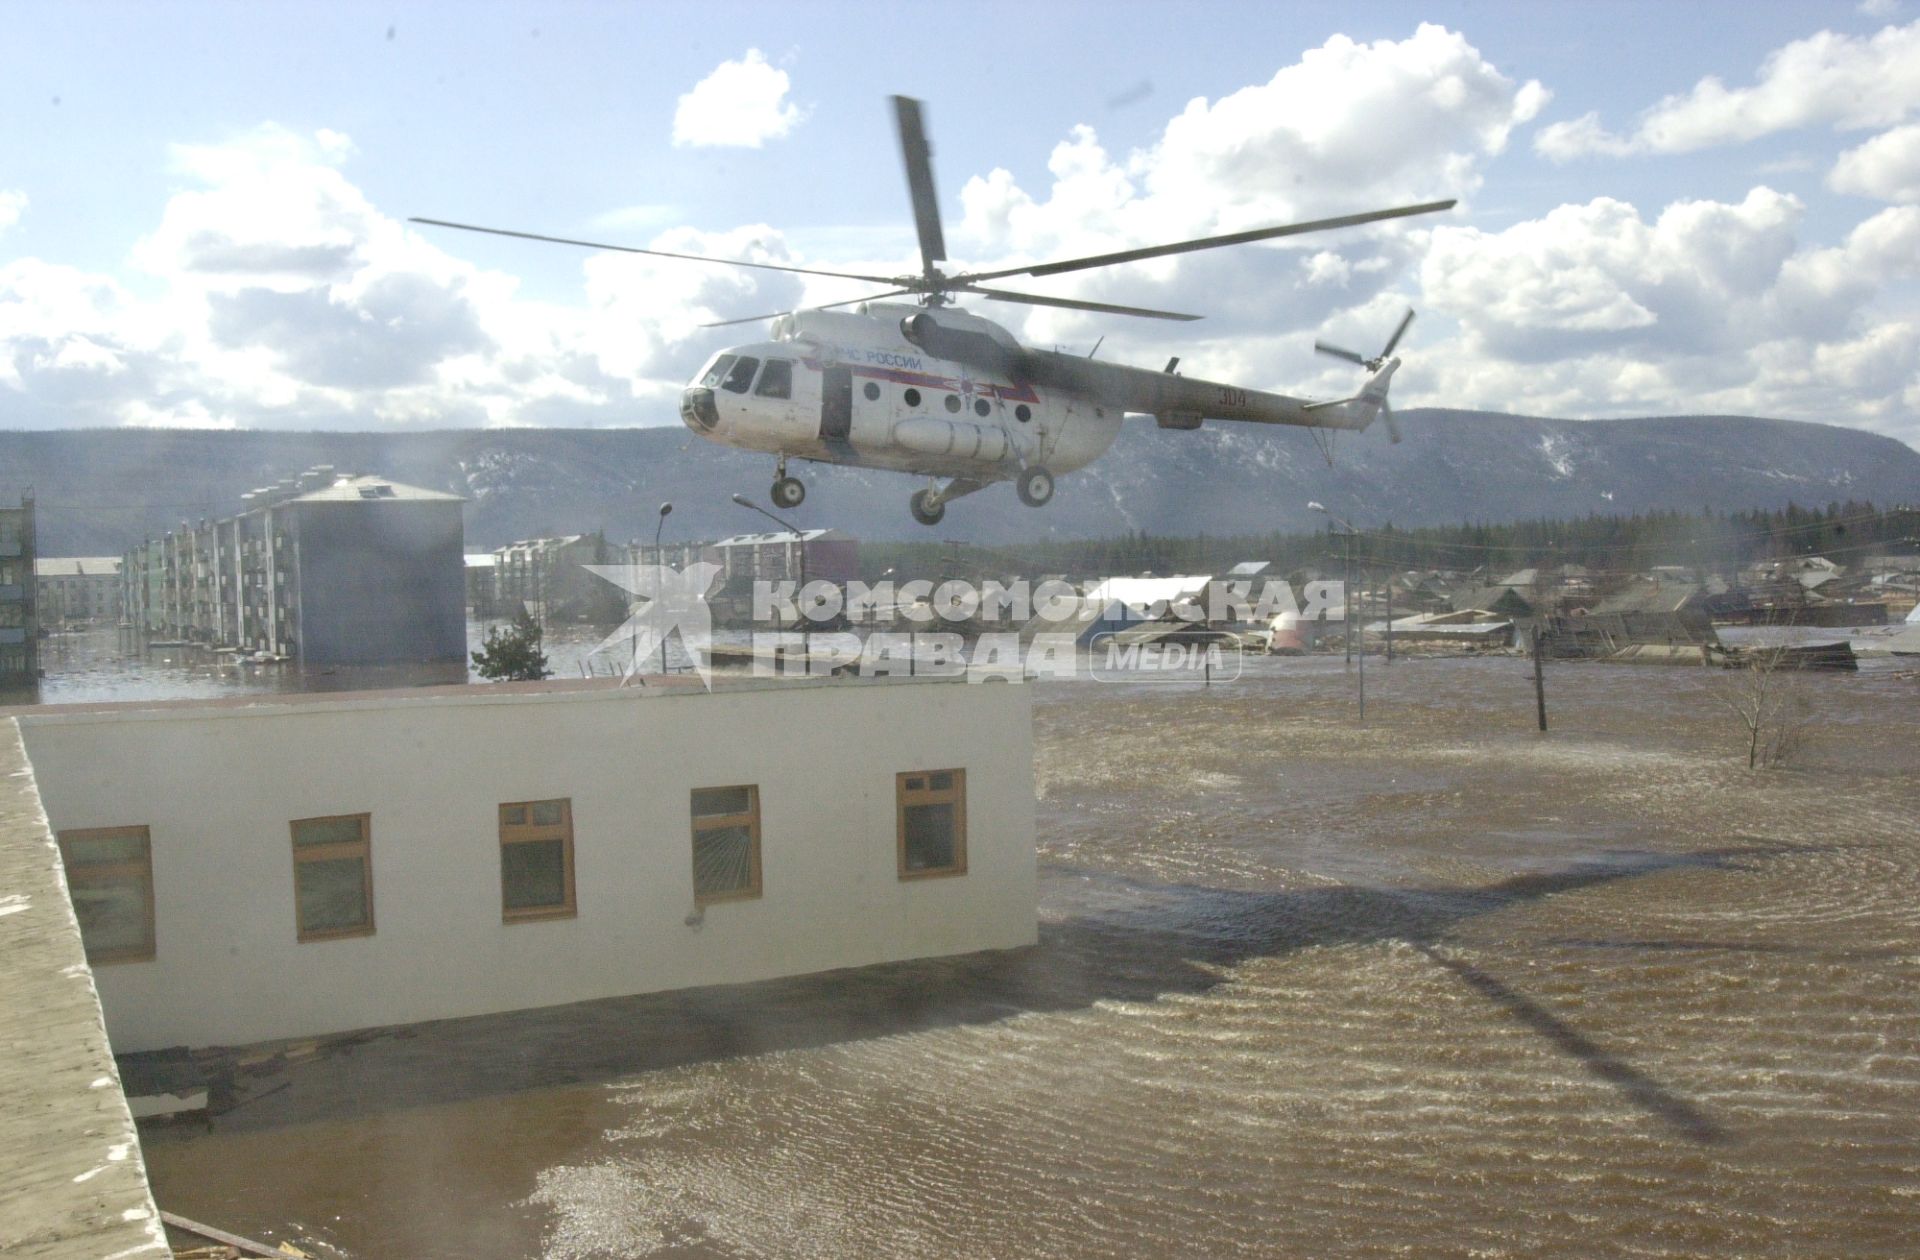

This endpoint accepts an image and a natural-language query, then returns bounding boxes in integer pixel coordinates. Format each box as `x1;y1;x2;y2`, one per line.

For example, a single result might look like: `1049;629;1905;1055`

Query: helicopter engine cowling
893;417;1009;464
900;313;1025;378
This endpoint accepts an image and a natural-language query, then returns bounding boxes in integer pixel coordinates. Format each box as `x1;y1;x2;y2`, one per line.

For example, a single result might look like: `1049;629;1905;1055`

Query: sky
3;0;1919;447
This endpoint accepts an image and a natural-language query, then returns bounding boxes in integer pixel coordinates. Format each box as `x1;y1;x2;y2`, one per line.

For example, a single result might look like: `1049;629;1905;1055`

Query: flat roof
4;672;976;727
711;529;846;545
34;558;121;578
288;475;464;504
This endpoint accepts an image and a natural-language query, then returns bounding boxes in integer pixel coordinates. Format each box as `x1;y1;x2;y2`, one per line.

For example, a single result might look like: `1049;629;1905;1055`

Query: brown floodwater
141;655;1920;1259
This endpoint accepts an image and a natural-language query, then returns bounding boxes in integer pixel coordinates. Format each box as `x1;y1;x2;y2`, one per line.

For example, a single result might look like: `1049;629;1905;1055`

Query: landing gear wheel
771;476;806;509
909;489;946;527
1016;466;1055;508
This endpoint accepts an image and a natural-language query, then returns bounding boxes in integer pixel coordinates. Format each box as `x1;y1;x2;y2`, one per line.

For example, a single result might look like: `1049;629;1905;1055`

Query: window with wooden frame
290;813;374;942
897;769;967;879
499;799;576;921
690;785;761;905
57;826;155;964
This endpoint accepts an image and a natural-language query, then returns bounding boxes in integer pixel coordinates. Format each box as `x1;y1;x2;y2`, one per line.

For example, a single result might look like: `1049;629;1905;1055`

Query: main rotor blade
891;96;948;280
410;218;903;286
964;286;1202;321
698;289;915;329
955;199;1457;285
1381;307;1416;358
1314;341;1369;365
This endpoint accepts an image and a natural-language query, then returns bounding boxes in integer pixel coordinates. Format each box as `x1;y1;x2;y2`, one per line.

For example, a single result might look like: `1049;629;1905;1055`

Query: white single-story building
13;675;1037;1053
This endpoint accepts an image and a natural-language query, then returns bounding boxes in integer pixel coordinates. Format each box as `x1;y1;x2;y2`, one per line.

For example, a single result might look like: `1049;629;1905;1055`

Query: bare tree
1717;645;1814;770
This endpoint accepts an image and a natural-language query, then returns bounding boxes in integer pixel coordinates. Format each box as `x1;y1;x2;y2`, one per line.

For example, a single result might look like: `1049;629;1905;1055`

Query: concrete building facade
705;529;859;587
34;557;122;627
492;533;628;622
0;497;34;687
16;677;1037;1053
123;468;467;665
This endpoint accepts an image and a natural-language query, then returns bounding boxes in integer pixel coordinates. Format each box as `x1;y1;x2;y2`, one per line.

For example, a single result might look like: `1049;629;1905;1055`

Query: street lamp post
1311;502;1364;724
652;502;672;674
731;493;809;671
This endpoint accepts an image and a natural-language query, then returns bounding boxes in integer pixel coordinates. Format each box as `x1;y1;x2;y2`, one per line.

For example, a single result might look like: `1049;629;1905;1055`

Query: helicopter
415;97;1453;526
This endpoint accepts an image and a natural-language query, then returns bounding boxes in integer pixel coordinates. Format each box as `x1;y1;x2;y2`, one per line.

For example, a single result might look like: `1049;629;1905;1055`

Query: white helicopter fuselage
679;303;1121;484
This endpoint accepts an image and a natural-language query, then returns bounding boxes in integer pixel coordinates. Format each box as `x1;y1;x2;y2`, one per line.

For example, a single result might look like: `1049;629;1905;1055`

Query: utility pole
1385;567;1394;664
1310;502;1366;725
1532;622;1548;732
1357;568;1366;724
653;502;672;674
1342;527;1354;666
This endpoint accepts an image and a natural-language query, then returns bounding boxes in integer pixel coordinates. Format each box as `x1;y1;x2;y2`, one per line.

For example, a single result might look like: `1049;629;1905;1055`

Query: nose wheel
1016;466;1055;508
909;488;945;526
771;475;806;509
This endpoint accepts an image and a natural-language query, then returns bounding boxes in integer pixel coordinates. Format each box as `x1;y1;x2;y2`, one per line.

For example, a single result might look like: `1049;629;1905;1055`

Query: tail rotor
1315;307;1415;444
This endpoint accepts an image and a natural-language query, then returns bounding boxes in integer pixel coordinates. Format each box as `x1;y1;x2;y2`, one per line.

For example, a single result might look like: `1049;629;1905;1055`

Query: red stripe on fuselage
799;356;1039;404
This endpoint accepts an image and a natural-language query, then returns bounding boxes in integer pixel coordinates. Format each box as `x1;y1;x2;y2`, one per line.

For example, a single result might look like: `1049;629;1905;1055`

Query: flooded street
24;622;704;706
141;656;1920;1258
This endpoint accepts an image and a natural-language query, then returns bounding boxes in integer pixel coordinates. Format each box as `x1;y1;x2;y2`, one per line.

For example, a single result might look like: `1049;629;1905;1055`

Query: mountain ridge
2;410;1916;555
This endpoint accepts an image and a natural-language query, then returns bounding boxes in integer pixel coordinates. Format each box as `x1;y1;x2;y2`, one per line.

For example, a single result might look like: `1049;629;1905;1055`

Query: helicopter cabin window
974;398;991;417
699;354;737;388
721;356;760;394
753;358;793;399
863;381;881;402
1016;404;1032;422
897;769;966;879
903;387;921;408
944;394;962;413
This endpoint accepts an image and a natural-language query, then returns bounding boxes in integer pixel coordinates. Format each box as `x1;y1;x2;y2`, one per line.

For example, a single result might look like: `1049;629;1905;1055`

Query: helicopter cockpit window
699;354;737;389
721;356;760;394
753;359;793;400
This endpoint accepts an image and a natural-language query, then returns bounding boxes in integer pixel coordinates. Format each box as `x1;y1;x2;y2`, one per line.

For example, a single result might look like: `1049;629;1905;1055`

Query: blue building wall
290;500;466;665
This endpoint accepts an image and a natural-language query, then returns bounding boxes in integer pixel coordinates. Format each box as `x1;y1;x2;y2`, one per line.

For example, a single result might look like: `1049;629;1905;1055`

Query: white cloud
1412;190;1920;439
0;191;24;234
940;24;1540;357
0;123;802;430
1859;0;1900;17
1536;20;1920;159
1830;122;1920;201
671;49;803;149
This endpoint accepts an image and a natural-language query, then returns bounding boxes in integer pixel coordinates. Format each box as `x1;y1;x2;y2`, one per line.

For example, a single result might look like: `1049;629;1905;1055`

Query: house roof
1085;575;1212;609
1454;584;1534;614
1595;580;1704;615
283;475;464;505
710;529;847;546
34;557;121;578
